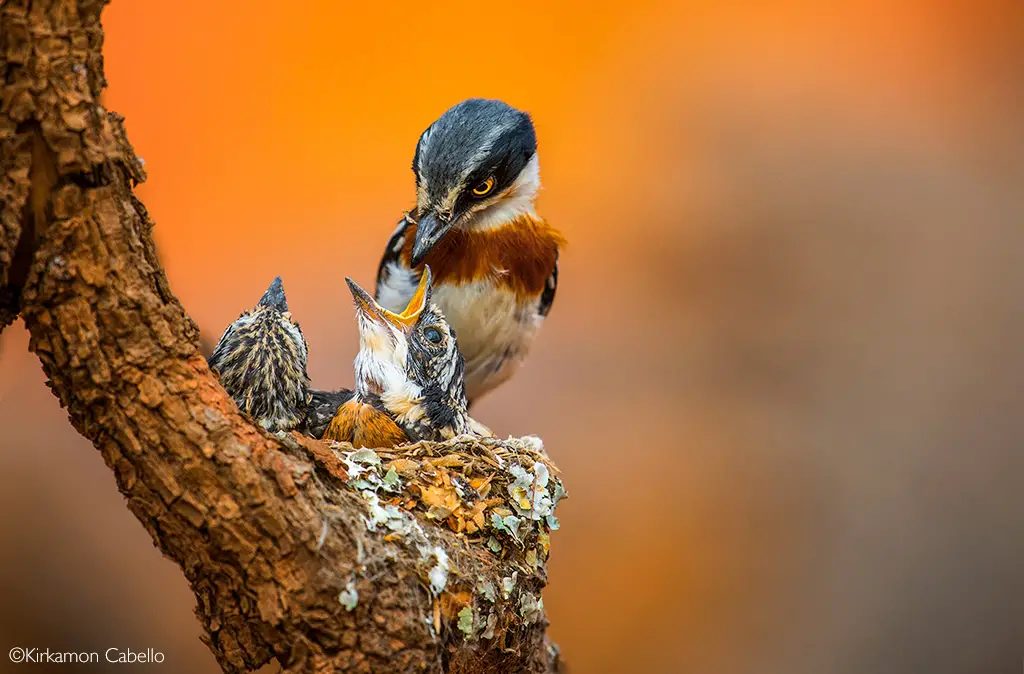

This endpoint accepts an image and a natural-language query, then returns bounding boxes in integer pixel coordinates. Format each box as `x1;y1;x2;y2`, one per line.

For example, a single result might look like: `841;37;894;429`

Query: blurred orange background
1;1;1022;672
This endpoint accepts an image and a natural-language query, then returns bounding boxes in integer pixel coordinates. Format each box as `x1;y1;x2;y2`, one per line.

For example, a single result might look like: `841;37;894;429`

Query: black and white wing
374;214;422;313
537;249;559;317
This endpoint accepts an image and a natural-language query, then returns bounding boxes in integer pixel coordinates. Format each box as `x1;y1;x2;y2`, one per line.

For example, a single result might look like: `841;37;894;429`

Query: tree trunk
0;2;561;672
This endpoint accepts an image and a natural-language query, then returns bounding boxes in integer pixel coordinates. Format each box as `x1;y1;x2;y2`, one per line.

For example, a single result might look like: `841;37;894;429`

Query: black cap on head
413;99;536;216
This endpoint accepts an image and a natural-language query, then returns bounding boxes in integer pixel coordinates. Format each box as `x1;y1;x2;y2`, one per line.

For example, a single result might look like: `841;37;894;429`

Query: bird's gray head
410;99;540;266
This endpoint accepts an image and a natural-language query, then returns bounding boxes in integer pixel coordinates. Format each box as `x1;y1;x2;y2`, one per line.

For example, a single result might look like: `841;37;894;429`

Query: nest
330;435;564;574
286;433;566;643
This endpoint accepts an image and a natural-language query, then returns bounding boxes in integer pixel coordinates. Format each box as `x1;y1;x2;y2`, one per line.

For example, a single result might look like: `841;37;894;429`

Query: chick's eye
471;177;495;197
423;327;443;344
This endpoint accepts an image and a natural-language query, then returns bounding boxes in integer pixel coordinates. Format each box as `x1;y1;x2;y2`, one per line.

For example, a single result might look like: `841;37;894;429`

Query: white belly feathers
378;270;541;401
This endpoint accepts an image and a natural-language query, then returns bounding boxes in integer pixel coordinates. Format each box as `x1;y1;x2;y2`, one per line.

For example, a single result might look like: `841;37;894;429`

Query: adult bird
375;99;564;406
323;268;472;448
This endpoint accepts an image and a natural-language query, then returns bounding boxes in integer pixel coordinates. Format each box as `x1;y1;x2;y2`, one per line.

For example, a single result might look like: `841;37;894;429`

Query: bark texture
0;2;558;672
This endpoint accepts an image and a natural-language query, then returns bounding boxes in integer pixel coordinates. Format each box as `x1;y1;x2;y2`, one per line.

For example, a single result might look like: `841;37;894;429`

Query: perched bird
323;268;471;448
208;277;312;432
375;98;565;406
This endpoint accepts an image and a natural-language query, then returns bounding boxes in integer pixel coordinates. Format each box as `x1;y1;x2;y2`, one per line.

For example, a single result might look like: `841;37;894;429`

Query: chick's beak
257;276;288;311
346;278;389;328
345;278;418;333
411;211;453;267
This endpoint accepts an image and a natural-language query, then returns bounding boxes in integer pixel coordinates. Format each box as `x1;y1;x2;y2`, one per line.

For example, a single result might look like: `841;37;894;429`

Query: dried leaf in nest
388;458;419;475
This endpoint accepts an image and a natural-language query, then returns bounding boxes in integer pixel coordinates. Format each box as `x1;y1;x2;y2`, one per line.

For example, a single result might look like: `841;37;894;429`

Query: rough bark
0;2;558;672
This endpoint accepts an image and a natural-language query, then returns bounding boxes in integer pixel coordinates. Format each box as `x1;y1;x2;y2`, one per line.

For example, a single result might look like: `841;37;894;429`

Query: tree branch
0;2;561;672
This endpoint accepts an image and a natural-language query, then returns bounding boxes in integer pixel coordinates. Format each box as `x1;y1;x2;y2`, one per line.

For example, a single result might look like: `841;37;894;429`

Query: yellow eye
471;177;495;196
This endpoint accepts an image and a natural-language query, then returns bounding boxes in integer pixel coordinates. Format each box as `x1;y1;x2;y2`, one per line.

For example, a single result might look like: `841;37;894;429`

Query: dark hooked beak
411;212;454;267
257;276;288;311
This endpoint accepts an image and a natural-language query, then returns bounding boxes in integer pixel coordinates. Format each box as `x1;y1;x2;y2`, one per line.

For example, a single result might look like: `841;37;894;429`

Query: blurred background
1;0;1022;672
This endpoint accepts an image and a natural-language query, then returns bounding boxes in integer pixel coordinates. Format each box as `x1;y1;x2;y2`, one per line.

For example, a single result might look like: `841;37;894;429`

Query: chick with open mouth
322;267;474;448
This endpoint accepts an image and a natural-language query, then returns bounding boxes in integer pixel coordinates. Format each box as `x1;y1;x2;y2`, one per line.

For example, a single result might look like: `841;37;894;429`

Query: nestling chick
376;98;565;406
323;268;471;448
208;277;310;431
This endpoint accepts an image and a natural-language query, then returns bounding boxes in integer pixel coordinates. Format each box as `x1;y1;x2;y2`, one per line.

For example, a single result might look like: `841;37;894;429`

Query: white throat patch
463;154;541;232
353;319;408;397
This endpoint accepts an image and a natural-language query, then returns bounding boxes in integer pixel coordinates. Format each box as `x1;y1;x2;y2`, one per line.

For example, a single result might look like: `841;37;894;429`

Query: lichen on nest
333;435;565;573
305;433;566;644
